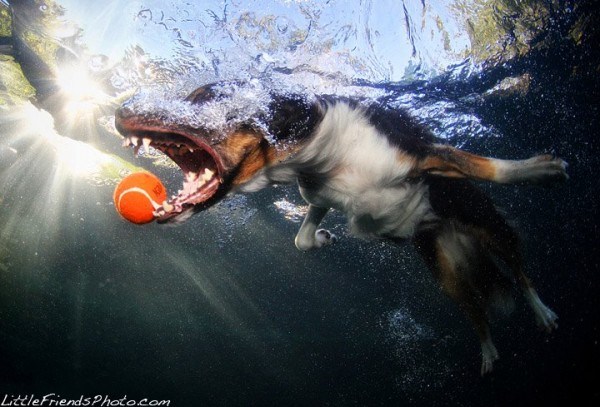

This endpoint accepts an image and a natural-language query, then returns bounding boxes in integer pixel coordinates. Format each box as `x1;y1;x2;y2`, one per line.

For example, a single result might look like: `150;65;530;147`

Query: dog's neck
266;94;323;144
218;95;323;187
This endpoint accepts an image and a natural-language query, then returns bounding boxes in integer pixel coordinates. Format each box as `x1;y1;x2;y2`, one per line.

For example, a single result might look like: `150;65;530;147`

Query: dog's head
114;82;320;223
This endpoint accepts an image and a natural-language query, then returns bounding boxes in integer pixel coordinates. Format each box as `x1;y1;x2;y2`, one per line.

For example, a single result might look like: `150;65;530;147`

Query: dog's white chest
296;104;435;238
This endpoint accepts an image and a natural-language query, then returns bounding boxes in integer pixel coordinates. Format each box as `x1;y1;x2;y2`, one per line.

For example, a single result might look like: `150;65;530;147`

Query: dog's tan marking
433;242;460;297
215;131;275;186
417;145;497;180
396;151;418;175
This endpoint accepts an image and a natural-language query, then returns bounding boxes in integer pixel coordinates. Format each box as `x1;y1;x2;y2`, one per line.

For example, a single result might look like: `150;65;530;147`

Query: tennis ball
113;172;167;224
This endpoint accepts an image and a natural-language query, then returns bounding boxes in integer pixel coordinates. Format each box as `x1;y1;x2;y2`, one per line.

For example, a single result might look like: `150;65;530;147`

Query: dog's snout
115;105;133;120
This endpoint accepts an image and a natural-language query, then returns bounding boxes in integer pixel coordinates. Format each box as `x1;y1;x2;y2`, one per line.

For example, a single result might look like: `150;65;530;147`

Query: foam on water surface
122;80;276;139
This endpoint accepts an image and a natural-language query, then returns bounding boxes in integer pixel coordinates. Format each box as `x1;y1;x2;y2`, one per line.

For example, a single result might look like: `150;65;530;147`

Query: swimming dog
115;82;567;375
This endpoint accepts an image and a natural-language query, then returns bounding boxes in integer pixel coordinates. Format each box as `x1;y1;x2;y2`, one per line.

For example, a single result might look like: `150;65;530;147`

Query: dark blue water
1;1;599;406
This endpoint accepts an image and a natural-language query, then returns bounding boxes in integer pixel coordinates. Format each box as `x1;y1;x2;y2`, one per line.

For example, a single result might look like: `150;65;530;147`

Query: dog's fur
115;82;567;375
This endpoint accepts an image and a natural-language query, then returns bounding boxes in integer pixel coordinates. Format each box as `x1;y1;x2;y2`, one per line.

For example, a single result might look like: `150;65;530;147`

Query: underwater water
0;0;599;405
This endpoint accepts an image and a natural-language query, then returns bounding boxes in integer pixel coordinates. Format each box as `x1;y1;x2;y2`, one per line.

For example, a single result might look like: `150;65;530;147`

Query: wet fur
117;86;567;375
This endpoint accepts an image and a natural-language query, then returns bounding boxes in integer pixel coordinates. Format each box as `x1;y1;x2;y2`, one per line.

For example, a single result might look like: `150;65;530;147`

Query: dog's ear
267;95;322;142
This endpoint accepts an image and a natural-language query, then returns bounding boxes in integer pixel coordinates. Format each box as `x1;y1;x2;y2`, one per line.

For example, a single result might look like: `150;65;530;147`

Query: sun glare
13;103;114;178
55;63;111;117
54;136;114;177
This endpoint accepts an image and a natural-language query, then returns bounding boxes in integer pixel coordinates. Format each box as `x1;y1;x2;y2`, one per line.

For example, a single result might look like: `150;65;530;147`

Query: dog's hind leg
426;176;558;340
413;227;504;375
417;145;568;185
480;222;559;332
295;205;337;251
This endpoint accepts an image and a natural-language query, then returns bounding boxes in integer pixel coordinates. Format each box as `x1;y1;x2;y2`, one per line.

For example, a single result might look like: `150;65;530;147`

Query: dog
114;81;567;375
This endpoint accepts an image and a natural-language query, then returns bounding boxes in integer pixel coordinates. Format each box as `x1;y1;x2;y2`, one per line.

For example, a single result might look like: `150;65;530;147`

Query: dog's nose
114;105;135;135
115;105;133;120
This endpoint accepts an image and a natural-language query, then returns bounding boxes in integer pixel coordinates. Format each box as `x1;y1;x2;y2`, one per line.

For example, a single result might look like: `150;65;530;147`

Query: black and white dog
115;82;567;375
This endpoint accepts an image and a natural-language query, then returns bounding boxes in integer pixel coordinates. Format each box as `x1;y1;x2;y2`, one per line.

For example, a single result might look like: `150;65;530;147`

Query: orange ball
113;172;167;224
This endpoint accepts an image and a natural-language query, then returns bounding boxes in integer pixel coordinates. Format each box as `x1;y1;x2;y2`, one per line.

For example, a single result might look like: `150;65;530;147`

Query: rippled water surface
0;0;598;405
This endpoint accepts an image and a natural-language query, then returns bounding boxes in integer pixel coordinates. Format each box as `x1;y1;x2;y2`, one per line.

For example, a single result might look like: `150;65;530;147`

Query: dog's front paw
526;155;569;185
315;229;337;248
499;155;568;185
295;229;338;251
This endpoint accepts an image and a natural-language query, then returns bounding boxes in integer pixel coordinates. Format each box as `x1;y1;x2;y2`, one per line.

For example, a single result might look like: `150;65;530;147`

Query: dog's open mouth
121;131;223;222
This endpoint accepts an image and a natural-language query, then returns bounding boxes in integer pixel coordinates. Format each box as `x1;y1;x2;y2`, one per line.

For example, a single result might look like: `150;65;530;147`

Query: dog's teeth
130;136;139;146
202;168;214;181
142;137;152;150
186;172;198;182
162;201;174;212
188;147;194;153
122;138;132;147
